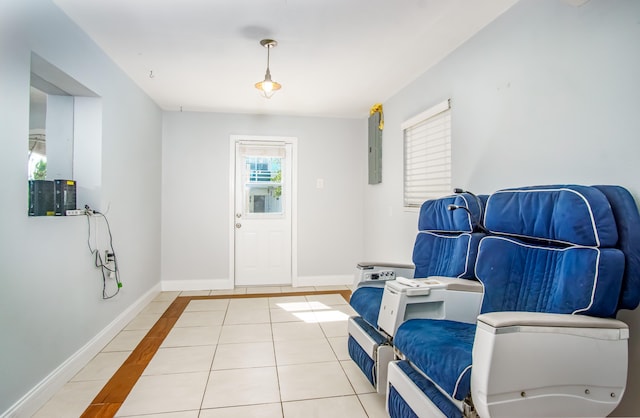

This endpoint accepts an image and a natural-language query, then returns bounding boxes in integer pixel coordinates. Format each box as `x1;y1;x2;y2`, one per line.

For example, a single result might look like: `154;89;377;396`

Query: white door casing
230;136;297;286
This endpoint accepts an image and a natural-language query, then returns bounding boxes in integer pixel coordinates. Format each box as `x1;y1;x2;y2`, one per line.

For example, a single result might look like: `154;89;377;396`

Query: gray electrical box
368;112;382;184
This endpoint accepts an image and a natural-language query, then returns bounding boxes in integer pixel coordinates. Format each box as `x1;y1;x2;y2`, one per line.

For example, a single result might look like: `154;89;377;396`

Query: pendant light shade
255;39;282;99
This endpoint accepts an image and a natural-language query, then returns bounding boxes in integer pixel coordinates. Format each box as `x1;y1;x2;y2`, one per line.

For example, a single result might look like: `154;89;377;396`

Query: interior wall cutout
29;53;102;213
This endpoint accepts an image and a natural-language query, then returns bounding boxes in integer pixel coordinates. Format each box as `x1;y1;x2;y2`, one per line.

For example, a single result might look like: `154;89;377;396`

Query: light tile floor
34;286;388;418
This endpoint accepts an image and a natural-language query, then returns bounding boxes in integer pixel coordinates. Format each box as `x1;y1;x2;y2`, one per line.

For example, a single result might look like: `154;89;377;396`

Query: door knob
235;223;242;229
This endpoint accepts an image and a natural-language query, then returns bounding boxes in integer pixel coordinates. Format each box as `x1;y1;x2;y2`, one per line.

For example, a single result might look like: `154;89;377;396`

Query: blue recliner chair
348;192;486;393
387;185;640;418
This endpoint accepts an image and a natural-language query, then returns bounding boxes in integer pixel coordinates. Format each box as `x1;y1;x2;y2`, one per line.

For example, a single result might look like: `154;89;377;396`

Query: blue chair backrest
477;185;637;318
413;193;485;279
593;185;640;312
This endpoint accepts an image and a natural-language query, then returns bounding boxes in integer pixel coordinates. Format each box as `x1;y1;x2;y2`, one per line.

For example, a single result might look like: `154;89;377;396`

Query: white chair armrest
386;276;482;295
478;311;628;330
422;277;483;293
357;262;415;270
377;277;484;336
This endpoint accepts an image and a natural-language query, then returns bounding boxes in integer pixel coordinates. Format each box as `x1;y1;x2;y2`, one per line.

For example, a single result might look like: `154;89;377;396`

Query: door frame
229;135;298;287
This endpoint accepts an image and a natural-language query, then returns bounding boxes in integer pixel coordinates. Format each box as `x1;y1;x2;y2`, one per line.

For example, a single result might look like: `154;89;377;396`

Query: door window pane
243;156;283;214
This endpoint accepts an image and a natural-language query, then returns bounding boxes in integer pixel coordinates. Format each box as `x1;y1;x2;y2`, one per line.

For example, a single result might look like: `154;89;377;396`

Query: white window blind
402;99;451;208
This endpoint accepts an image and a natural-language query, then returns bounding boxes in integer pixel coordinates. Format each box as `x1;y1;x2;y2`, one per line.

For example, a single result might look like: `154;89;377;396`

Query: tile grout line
268;299;284;417
79;289;351;418
197;301;224;414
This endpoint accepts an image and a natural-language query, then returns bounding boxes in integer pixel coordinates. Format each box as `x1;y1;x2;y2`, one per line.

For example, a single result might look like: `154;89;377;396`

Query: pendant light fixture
255;39;282;99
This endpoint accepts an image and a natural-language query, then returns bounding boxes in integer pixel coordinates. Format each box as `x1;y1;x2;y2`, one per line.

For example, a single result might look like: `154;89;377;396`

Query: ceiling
53;0;518;118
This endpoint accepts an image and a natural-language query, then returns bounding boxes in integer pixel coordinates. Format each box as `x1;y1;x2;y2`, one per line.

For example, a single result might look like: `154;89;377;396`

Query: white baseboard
160;276;351;291
295;274;352;287
1;284;161;418
161;278;233;291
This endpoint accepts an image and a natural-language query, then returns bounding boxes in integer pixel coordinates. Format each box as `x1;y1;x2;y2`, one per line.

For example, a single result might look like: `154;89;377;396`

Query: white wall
366;0;640;415
0;0;162;415
161;112;365;289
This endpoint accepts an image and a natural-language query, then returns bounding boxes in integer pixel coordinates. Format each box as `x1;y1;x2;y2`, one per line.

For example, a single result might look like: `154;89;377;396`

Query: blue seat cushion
476;236;625;318
413;232;483;279
394;319;475;401
484;185;618;247
349;287;385;326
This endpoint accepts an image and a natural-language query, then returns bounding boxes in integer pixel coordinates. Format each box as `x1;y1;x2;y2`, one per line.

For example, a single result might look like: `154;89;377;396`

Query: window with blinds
402;99;451;208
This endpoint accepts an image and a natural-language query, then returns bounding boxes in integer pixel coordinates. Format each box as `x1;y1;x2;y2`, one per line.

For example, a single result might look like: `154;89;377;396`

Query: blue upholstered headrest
418;193;483;233
484;185;618;247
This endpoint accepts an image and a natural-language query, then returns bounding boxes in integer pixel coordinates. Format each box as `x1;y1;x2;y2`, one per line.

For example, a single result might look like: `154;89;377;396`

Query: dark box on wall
54;179;77;216
28;180;55;216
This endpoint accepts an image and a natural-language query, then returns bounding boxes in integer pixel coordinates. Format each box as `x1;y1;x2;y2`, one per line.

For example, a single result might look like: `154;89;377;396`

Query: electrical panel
368;112;382;184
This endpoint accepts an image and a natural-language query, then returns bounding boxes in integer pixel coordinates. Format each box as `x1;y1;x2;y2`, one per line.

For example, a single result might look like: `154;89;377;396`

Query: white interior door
234;140;293;286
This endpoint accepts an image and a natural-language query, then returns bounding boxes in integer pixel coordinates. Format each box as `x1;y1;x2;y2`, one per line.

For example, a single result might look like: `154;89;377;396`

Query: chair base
472;319;628;418
347;316;394;393
387;360;461;418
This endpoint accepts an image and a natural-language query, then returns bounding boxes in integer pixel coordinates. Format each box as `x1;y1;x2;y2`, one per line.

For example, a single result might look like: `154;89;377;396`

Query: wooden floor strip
80;289;351;418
